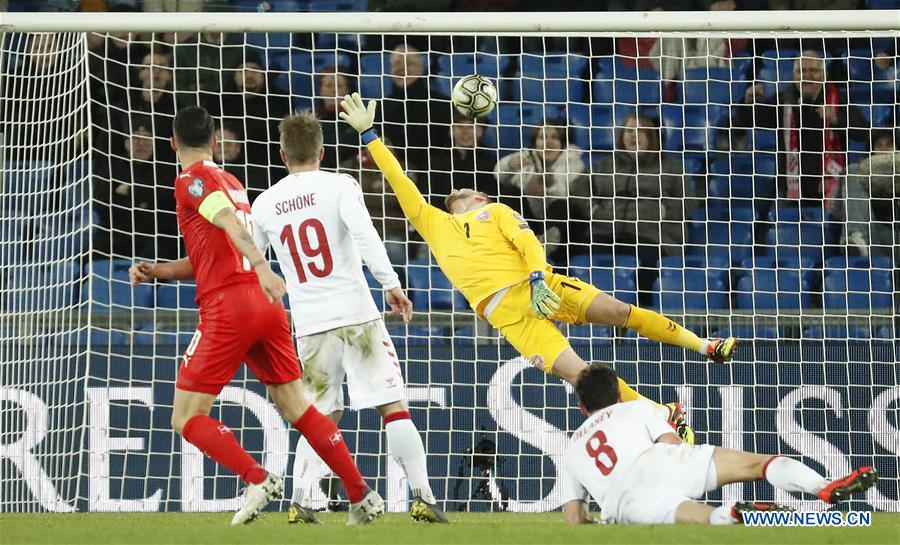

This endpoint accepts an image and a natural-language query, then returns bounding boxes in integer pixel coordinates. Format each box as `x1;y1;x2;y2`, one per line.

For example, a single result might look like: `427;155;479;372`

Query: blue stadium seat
661;105;713;151
757;49;800;98
652;267;729;312
715;326;779;339
517;54;589;104
802;326;872;340
84;259;154;309
5;263;79;312
687;219;754;264
407;261;455;310
569;253;639;270
681;67;746;105
735;269;812;310
308;0;368;10
492;103;523;151
659;255;730;270
359;53;391;100
569;104;617;151
823;257;894;310
363;267;385;312
157;281;198;310
567;324;615;344
436;53;510;80
568;266;638;305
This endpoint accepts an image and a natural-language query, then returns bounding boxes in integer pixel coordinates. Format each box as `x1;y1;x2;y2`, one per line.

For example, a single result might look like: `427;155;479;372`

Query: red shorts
176;282;301;395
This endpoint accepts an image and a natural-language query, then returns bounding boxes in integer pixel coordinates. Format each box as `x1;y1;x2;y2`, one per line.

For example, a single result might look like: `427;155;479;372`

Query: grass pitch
2;512;898;545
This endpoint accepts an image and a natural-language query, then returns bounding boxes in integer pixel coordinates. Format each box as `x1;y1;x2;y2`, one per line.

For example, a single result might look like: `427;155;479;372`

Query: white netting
0;22;897;513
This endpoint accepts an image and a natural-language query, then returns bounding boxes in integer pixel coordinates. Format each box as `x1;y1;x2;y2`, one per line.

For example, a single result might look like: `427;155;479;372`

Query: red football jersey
174;160;257;304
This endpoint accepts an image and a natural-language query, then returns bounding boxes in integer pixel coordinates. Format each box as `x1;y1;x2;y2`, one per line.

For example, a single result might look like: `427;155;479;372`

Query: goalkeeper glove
529;271;560;319
339;92;377;137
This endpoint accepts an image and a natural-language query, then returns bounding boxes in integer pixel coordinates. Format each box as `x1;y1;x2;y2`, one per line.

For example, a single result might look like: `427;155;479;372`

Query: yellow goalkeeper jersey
367;138;550;313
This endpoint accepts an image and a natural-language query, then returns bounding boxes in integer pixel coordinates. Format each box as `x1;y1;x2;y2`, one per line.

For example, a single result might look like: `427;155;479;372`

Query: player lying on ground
128;105;383;526
250;111;448;524
562;363;879;525
339;93;737;442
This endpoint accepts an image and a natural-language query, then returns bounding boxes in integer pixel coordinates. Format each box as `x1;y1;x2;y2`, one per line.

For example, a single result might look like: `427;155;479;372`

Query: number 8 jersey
174;160;257;304
562;400;678;514
251;170;401;337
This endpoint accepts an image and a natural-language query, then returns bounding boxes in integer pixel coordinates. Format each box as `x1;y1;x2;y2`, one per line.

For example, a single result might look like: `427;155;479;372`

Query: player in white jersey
562;364;879;525
251;111;448;524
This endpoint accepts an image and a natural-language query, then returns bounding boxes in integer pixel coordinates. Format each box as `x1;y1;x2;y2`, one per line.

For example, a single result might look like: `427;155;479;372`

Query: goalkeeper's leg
583;291;737;363
552;348;694;444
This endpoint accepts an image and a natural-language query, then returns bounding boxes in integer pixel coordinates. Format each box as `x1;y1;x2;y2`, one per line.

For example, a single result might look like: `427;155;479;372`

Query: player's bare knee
171;413;187;435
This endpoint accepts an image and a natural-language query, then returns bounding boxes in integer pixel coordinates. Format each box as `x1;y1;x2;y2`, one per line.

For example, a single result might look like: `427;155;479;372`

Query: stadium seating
822;256;893;311
568;265;638;305
156;281;198;310
735;268;813;310
363;267;385;312
359;53;392;100
84;259;154;310
651;266;730;312
408;261;456;310
512;54;589;104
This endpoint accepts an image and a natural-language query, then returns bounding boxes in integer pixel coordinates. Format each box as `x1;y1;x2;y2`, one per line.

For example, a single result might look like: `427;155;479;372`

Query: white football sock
709;504;738;525
764;456;829;495
291;436;324;506
386;417;435;504
700;339;711;355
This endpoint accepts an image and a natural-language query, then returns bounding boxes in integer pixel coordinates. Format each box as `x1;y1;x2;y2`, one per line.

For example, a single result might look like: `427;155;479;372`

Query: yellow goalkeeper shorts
485;272;599;374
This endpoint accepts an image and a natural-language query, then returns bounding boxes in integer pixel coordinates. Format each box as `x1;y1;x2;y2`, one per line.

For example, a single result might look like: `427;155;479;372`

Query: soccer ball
451;75;497;118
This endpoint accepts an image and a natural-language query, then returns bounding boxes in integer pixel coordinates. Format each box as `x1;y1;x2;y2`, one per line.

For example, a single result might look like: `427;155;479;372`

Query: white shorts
296;319;405;414
602;443;717;525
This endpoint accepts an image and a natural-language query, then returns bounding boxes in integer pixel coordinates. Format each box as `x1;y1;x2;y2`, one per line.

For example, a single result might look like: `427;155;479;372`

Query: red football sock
181;415;267;485
293;405;368;504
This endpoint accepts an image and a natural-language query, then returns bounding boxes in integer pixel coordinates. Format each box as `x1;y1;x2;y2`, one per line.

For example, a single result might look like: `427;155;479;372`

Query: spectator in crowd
93;125;164;259
734;51;869;213
339;141;421;264
221;59;291;174
429;112;504;208
213;123;274;199
116;50;186;163
649;1;754;100
171;32;245;110
494;118;589;259
381;44;453;178
585;112;695;305
843;128;898;259
316;66;361;170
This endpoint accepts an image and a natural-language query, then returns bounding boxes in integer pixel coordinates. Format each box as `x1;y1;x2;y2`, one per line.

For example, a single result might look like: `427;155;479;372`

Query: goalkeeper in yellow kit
339;93;737;443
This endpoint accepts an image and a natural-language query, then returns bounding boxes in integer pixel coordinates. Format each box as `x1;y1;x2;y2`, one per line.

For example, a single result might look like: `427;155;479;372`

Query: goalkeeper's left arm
496;207;559;319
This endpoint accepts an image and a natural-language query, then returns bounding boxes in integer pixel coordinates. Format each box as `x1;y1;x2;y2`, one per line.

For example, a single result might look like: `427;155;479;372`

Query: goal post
1;10;898;514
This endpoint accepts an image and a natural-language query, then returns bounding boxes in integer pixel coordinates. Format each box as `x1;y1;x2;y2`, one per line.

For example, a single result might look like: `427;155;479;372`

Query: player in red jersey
129;106;383;526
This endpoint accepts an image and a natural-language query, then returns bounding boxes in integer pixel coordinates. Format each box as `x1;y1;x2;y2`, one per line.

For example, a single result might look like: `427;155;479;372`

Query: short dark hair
173;105;215;148
575;363;621;413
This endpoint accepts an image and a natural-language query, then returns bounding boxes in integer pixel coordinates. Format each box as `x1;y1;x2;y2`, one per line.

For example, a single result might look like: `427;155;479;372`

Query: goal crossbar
2;10;899;33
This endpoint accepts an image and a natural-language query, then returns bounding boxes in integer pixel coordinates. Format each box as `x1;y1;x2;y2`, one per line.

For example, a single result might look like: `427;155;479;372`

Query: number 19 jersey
174;160;257;304
251;170;401;337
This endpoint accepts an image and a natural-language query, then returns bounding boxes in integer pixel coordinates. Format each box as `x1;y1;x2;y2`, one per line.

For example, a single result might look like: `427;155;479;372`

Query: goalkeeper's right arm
338;93;433;226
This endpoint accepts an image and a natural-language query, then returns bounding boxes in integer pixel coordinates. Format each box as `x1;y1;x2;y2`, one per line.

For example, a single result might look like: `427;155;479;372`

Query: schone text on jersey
275;193;317;215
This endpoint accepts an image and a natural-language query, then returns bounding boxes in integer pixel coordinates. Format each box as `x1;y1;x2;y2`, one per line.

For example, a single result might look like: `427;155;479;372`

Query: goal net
1;11;897;514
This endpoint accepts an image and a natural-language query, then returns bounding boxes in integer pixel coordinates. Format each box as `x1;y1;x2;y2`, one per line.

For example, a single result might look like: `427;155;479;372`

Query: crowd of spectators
6;0;894;310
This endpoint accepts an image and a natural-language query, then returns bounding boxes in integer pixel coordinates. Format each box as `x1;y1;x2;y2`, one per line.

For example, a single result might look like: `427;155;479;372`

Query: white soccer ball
451;75;497;118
